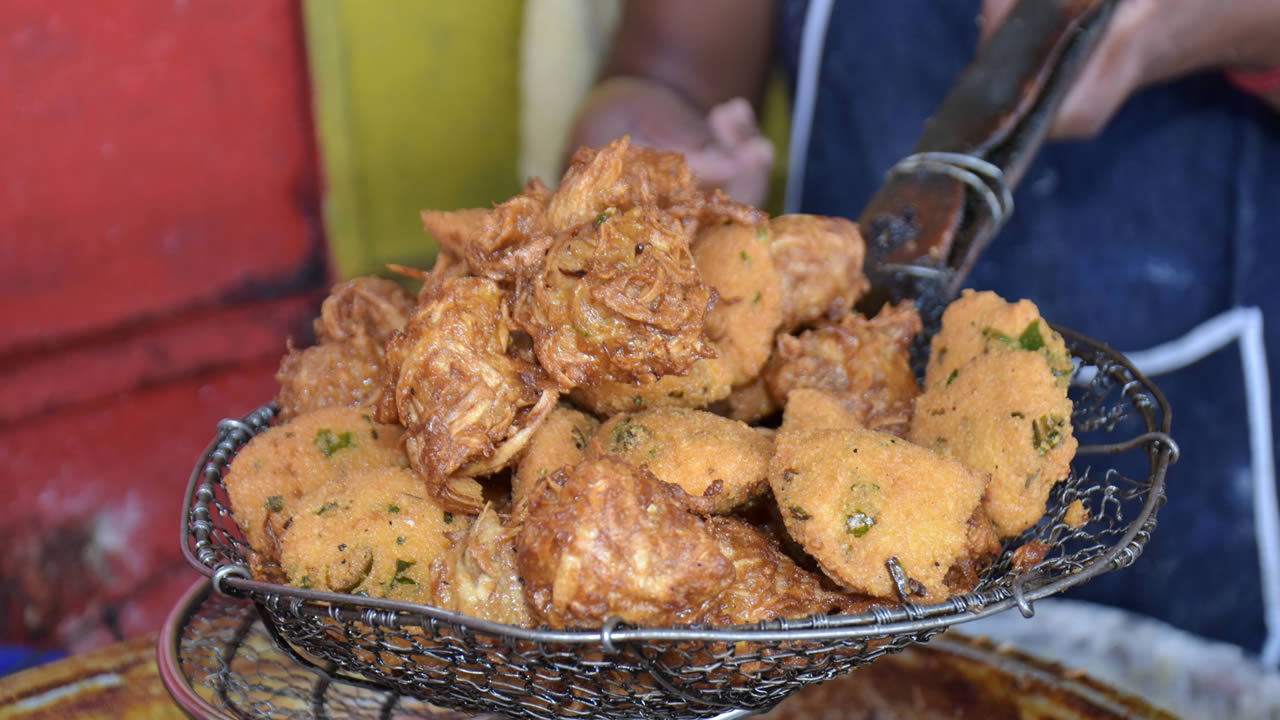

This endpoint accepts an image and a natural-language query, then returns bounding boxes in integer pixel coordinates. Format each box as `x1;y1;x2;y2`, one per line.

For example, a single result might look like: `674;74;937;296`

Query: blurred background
0;0;792;675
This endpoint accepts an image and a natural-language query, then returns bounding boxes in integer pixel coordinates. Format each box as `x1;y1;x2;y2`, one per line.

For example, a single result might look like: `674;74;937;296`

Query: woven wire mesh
180;325;1174;720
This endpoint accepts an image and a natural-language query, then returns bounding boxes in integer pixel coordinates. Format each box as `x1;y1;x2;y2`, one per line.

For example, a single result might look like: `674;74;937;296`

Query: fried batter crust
694;222;783;384
516;458;735;628
769;215;869;332
513;405;599;511
380;276;556;513
765;301;923;437
568;354;735;416
430;505;532;627
313;276;417;344
422;179;555;284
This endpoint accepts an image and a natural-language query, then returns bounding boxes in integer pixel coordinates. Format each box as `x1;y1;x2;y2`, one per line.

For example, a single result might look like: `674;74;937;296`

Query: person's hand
568;78;774;207
981;0;1280;139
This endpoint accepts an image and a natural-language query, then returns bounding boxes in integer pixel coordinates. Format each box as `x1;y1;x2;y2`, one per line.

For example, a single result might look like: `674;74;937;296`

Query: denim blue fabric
778;0;1280;651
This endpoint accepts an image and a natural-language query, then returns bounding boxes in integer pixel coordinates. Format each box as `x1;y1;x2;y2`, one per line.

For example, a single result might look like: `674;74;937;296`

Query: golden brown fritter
910;350;1077;537
380;276;557;513
924;289;1074;390
941;507;1003;595
701;516;868;625
719;375;780;424
513;206;715;388
765;301;923;437
694;222;783;384
275;277;417;419
769;214;869;333
547;137;764;231
586;408;772;515
279;466;456;602
420;207;490;261
223;408;409;569
568;355;734;416
778;388;864;434
429;505;532;627
516;457;735;628
423;179;555;284
769;426;986;601
513;405;599;511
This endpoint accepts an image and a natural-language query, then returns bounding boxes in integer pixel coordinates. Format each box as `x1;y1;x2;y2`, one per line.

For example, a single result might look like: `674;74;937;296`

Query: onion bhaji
422;179;555;284
276;277;417;419
516;457;736;628
430;504;532;627
279;466;456;602
587;408;773;515
765;301;923;437
380;276;557;513
224;408;409;571
768;214;870;333
513;405;599;511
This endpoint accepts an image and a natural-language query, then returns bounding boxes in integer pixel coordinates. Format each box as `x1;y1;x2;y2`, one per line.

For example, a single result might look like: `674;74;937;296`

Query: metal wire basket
181;324;1176;720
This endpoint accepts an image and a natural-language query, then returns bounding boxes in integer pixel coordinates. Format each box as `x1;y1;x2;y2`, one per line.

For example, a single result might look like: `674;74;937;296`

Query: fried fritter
279;466;456;602
568;354;734;416
769;214;869;332
924;289;1074;390
701;516;869;625
516;457;735;628
941;507;1003;595
513;206;715;388
694;222;783;384
380;276;557;513
769;426;986;601
910;350;1077;537
430;505;532;626
422;179;555;284
420;207;490;261
513;405;599;511
719;374;779;424
587;408;772;515
224;408;408;569
275;277;417;419
778;388;863;434
765;301;923;437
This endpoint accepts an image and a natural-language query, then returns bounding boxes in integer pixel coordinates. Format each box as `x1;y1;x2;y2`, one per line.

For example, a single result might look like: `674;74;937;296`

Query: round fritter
422;179;554;284
567;354;734;416
769;214;869;333
769;427;986;601
313;276;416;345
765;301;922;437
516;457;735;628
514;405;599;511
280;466;457;602
429;504;532;627
276;335;387;420
513;205;716;388
379;276;557;513
778;388;864;434
586;408;773;515
694;222;783;384
224;408;408;567
909;350;1077;537
718;374;779;424
924;289;1074;390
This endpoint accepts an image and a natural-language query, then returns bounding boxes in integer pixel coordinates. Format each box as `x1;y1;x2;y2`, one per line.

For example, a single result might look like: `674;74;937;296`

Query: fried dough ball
513;206;715;388
701;516;869;625
769;427;986;601
765;302;923;437
587;408;772;515
694;223;783;383
516;458;735;628
513;405;599;510
778;388;863;434
275;277;417;419
924;289;1074;390
910;350;1077;537
279;466;456;602
568;354;734;416
380;276;557;513
769;215;869;332
224;408;409;568
429;505;532;627
719;375;779;423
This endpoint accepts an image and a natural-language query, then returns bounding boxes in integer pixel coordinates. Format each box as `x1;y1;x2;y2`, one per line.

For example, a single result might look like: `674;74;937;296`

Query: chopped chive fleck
265;496;284;513
668;390;684;398
315;502;338;516
594;210;613;227
1031;415;1067;455
751;291;762;305
392;559;416;586
388;504;401;514
315;428;356;457
396;536;406;545
788;505;812;521
299;576;313;589
845;512;875;537
739;250;751;263
1018;320;1046;351
756;225;769;243
947;368;959;385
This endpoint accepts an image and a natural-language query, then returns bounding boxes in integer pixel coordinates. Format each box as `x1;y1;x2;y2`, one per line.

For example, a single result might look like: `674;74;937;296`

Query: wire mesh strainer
181;324;1175;720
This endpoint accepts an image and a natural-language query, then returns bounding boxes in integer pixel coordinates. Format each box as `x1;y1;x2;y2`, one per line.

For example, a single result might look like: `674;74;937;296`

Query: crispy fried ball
379;276;557;513
924;289;1074;390
513;206;715;388
765;301;922;437
910;350;1077;537
516;457;735;628
280;466;456;602
694;222;783;384
719;374;779;424
769;214;869;332
587;408;772;515
769;427;986;601
568;355;734;416
514;405;599;511
224;408;408;569
778;388;864;434
429;505;532;627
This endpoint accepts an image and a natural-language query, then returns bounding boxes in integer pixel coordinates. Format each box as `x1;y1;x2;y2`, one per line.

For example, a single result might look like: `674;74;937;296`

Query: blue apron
777;0;1280;655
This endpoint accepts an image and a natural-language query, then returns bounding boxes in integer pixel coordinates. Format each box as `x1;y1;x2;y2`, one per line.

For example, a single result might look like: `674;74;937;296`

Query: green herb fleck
444;512;454;524
751;291;762;305
594;210;613;227
387;504;401;514
667;390;684;399
265;496;284;513
610;417;653;452
299;576;313;589
648;447;658;457
1018;320;1045;351
315;502;338;516
315;428;356;457
632;396;645;407
1031;415;1068;455
396;536;406;545
845;512;875;537
395;559;414;574
392;559;416;586
946;368;959;386
788;505;812;521
353;590;370;597
756;225;769;244
739;250;751;263
1011;411;1025;419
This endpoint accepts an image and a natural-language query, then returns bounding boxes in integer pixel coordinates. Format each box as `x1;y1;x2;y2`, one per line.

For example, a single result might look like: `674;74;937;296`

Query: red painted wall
0;0;326;656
